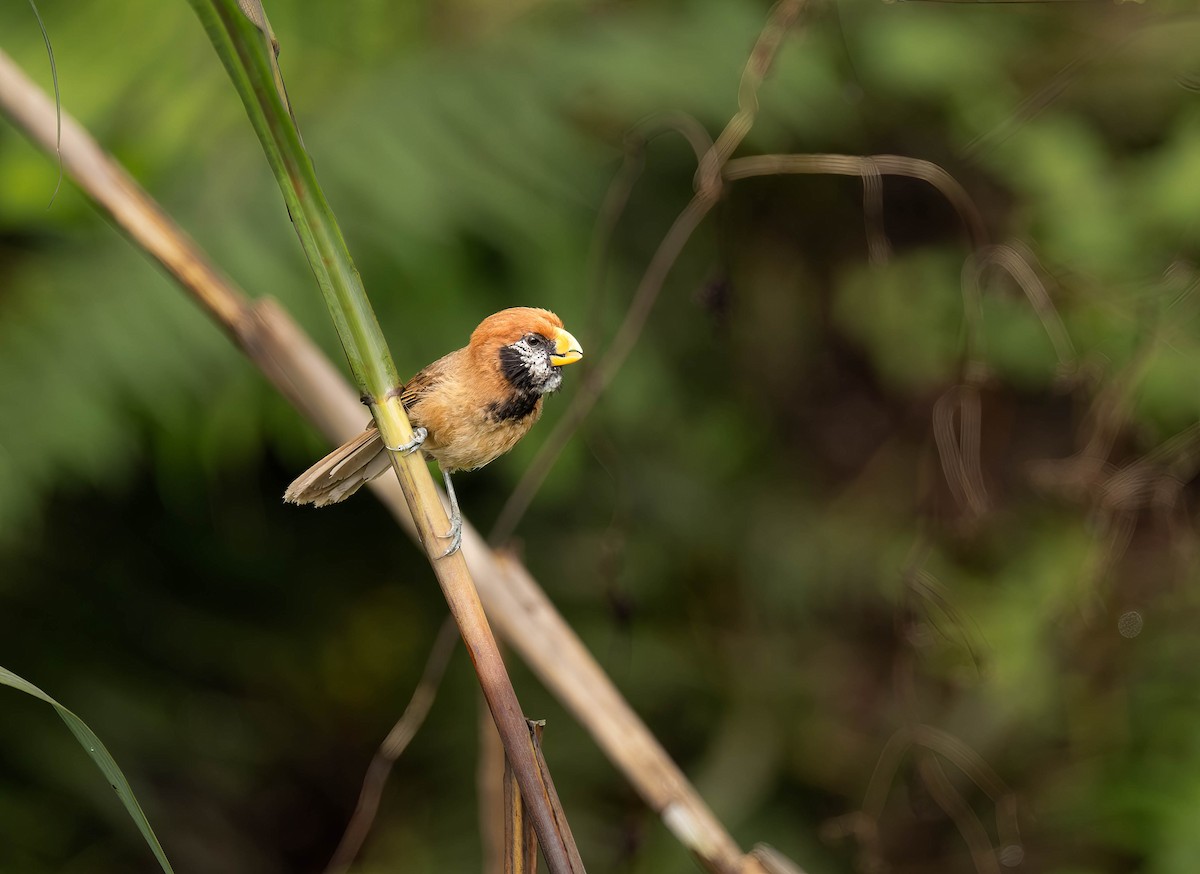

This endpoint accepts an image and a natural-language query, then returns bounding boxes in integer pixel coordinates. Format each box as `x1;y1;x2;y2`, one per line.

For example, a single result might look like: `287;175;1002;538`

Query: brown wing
283;424;390;506
283;353;457;506
399;351;454;413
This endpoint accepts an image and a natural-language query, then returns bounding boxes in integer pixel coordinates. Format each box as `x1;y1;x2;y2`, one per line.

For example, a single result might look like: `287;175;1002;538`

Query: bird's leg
438;466;463;558
384;426;427;454
382;429;460;555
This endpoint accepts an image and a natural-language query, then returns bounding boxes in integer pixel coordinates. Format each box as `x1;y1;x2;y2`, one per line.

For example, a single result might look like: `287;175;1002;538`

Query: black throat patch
493;342;554;421
498;345;539;392
487;392;540;422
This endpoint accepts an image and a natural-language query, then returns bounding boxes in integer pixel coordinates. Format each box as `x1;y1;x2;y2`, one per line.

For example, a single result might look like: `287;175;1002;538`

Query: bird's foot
434;466;464;558
438;514;463;558
385;427;427;454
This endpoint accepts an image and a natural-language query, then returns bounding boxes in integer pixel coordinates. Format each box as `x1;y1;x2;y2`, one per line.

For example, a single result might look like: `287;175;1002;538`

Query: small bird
284;307;583;555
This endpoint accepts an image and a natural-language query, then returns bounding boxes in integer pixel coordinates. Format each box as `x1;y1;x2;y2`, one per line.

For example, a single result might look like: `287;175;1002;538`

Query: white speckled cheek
518;343;543;374
517;342;556;389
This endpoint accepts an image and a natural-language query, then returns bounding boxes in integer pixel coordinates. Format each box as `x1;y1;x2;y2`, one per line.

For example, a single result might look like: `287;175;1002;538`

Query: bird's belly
418;409;539;473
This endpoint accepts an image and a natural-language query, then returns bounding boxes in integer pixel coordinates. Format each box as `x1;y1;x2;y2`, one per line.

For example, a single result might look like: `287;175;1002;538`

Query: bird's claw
385;427;427;454
437;466;463;558
438;516;463;558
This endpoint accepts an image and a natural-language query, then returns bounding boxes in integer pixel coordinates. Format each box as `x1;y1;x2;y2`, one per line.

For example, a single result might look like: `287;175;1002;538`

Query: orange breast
403;355;545;472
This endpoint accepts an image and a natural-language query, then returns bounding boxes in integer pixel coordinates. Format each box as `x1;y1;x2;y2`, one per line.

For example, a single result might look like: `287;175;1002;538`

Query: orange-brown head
468;307;583;396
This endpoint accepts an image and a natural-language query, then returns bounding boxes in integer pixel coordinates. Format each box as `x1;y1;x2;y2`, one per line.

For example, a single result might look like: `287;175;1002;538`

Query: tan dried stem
506;722;543;874
0;47;779;874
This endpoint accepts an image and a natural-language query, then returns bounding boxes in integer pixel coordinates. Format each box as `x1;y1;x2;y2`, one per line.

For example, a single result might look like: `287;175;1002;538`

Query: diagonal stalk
0;41;798;874
182;2;583;869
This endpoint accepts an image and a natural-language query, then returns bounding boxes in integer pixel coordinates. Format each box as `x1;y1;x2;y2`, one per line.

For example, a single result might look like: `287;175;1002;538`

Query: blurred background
3;1;1200;872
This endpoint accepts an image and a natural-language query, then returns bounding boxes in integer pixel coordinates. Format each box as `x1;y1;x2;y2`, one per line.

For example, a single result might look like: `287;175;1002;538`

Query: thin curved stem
325;616;459;874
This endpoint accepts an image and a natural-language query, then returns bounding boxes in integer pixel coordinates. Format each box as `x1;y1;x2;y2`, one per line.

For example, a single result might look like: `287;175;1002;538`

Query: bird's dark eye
524;333;544;346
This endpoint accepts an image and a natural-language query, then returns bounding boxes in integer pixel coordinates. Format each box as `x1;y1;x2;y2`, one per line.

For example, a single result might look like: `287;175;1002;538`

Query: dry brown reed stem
324;616;459;874
748;845;808;874
260;301;753;870
0;48;767;874
373;412;585;874
1;41;581;874
373;445;582;869
526;721;585;874
506;723;544;874
0;54;248;333
219;5;584;864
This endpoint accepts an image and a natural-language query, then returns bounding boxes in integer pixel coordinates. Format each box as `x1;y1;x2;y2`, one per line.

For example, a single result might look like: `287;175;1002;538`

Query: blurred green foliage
4;1;1200;872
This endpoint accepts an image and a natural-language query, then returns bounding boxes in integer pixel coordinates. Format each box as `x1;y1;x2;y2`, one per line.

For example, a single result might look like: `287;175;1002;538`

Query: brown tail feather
284;425;391;506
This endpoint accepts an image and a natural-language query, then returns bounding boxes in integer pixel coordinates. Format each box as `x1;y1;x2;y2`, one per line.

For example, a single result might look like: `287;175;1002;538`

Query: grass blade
0;665;175;874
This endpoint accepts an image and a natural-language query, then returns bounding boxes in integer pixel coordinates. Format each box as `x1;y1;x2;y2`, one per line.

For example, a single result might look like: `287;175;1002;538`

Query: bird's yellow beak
550;327;583;367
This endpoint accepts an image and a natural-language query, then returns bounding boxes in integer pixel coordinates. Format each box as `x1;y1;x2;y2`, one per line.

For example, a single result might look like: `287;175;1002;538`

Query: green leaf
186;0;401;400
0;666;175;874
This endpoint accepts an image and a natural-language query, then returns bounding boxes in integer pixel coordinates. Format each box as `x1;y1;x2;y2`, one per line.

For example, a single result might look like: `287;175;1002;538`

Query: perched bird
284;307;583;555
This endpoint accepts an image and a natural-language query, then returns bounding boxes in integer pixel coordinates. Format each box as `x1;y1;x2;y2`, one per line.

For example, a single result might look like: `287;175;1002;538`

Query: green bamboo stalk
186;0;394;394
182;3;584;871
0;46;758;873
